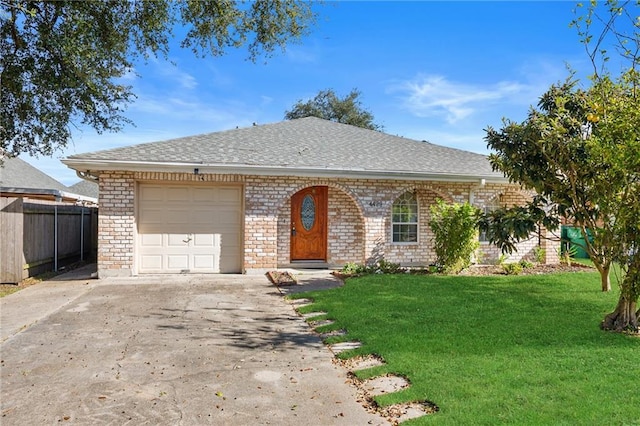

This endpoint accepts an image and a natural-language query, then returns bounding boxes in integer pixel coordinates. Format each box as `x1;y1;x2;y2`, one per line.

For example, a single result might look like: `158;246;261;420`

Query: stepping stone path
362;374;410;396
289;298;435;424
289;298;313;308
341;354;386;371
301;311;327;320
309;319;334;328
329;341;362;354
319;329;347;340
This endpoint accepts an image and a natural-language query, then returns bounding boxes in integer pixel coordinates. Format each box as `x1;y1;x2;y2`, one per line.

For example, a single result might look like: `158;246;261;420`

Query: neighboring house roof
0;156;97;204
1;156;70;192
63;117;507;183
68;179;99;199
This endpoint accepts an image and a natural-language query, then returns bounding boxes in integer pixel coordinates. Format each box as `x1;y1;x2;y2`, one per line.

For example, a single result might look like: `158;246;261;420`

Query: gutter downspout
468;178;486;205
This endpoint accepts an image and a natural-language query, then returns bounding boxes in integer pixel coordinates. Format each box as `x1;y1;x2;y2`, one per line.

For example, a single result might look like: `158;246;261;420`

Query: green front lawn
293;272;639;425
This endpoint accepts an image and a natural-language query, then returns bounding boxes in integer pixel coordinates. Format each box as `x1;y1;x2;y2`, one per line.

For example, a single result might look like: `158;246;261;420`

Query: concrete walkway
0;266;387;425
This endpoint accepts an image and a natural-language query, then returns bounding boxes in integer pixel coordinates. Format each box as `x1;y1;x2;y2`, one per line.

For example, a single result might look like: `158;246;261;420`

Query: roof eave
0;187;98;204
61;159;509;184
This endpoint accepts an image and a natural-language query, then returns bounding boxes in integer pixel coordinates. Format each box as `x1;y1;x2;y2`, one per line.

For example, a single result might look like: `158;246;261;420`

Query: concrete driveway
1;266;387;425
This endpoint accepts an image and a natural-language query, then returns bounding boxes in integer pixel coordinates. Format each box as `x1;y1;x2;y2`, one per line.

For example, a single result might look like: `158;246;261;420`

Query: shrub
340;259;405;275
503;262;523;275
429;199;480;274
370;259;404;274
533;246;546;264
340;262;366;275
519;259;534;269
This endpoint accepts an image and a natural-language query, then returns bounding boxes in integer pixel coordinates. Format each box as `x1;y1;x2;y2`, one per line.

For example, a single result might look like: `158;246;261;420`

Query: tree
1;0;317;157
480;0;640;332
284;88;383;131
482;73;640;332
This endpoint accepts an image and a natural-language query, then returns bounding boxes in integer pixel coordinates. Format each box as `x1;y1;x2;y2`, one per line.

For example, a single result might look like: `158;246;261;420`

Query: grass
292;271;640;425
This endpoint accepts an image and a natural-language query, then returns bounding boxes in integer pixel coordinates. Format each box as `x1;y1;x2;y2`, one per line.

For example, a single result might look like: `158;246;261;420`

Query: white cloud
390;74;530;124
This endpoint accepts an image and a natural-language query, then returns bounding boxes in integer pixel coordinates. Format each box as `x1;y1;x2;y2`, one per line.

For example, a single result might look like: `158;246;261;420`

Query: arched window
392;191;418;243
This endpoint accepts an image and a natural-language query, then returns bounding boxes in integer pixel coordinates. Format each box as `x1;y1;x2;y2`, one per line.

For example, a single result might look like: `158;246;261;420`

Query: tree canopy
480;0;640;332
284;88;383;131
0;0;317;157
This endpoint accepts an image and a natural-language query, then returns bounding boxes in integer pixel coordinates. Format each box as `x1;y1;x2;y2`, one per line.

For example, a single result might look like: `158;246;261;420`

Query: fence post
54;196;60;271
80;206;84;261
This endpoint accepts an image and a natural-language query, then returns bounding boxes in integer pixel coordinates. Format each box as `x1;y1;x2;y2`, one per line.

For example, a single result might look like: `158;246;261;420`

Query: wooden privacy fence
1;197;98;283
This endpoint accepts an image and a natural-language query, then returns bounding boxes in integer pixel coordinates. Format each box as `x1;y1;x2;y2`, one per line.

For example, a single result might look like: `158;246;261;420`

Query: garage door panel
193;234;215;247
167;255;189;269
140;234;163;247
166;187;190;202
192;187;217;202
220;233;240;247
139;186;165;202
138;208;164;227
219;187;241;203
193;255;216;269
167;234;189;246
140;254;163;269
137;184;242;274
216;209;241;224
191;209;214;224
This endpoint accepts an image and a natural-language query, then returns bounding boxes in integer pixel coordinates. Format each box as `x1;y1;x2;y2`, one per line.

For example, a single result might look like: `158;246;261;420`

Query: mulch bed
458;262;595;276
332;263;595;280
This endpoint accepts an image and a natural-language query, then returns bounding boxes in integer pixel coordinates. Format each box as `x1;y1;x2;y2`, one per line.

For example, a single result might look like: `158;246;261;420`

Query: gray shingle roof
65;117;504;180
69;179;99;198
0;156;69;191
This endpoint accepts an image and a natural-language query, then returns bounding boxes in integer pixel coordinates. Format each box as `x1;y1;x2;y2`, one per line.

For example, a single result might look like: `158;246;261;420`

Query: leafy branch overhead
0;0;317;157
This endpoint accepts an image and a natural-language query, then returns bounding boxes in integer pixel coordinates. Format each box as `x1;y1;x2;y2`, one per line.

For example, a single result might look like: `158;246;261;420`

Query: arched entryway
276;184;365;268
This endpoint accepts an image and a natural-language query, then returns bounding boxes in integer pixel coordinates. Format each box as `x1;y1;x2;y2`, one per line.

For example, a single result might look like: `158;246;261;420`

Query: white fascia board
61;159;509;184
0;187;98;204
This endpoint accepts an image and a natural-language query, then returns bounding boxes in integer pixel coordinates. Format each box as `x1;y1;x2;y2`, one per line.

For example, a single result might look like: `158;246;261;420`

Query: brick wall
95;171;559;276
98;172;135;277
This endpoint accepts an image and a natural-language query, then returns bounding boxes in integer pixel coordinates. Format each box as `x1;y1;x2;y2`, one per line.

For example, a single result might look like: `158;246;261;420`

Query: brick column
98;172;135;277
244;180;280;272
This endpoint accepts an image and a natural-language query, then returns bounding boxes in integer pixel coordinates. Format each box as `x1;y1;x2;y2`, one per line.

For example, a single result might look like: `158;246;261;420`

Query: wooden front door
290;186;328;261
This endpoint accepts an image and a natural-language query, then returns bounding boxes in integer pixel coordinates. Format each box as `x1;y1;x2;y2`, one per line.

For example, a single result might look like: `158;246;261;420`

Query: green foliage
561;243;579;266
0;0;317;157
480;1;640;330
502;262;523;275
429;199;480;274
340;259;405;276
519;259;534;269
284;88;383;131
293;273;638;424
533;246;546;264
372;259;403;274
340;262;366;275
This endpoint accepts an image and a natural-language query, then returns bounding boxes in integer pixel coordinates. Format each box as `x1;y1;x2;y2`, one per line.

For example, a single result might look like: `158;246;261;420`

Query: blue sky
22;1;620;186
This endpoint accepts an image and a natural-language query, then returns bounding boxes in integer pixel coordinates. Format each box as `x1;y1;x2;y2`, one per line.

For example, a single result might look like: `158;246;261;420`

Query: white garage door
137;183;242;273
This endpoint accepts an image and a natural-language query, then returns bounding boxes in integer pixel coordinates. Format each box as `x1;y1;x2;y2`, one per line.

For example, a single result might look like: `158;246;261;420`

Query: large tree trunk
600;297;639;332
601;261;639;333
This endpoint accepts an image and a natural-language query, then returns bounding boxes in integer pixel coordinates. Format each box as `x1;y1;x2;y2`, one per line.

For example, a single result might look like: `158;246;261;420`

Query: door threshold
285;261;330;269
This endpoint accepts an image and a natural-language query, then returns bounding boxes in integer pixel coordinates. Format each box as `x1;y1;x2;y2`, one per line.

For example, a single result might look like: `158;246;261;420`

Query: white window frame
479;198;501;243
391;191;419;244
